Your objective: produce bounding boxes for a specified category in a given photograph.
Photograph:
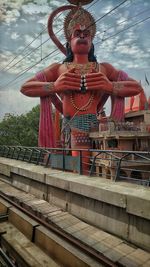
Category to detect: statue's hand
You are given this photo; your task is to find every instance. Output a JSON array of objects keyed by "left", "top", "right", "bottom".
[
  {"left": 84, "top": 72, "right": 113, "bottom": 93},
  {"left": 54, "top": 68, "right": 81, "bottom": 92},
  {"left": 85, "top": 71, "right": 143, "bottom": 97}
]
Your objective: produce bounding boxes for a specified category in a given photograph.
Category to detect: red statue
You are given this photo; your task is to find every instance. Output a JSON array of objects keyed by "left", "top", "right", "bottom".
[{"left": 20, "top": 0, "right": 142, "bottom": 171}]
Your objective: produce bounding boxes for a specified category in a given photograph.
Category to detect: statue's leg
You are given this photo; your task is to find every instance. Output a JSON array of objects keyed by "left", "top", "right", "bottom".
[{"left": 71, "top": 128, "right": 91, "bottom": 175}]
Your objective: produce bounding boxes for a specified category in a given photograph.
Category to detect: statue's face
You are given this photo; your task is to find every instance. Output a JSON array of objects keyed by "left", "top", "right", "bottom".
[{"left": 70, "top": 28, "right": 92, "bottom": 54}]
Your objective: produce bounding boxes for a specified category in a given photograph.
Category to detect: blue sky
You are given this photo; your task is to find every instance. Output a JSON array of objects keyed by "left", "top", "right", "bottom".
[{"left": 0, "top": 0, "right": 150, "bottom": 119}]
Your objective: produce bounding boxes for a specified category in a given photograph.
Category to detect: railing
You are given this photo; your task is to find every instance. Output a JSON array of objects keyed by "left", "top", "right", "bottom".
[
  {"left": 97, "top": 120, "right": 149, "bottom": 133},
  {"left": 0, "top": 145, "right": 83, "bottom": 174},
  {"left": 0, "top": 145, "right": 150, "bottom": 186},
  {"left": 0, "top": 248, "right": 16, "bottom": 267}
]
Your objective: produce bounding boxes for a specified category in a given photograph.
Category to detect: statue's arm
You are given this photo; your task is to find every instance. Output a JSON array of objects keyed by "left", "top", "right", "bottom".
[
  {"left": 103, "top": 62, "right": 143, "bottom": 97},
  {"left": 111, "top": 77, "right": 143, "bottom": 97},
  {"left": 21, "top": 64, "right": 81, "bottom": 97},
  {"left": 20, "top": 63, "right": 61, "bottom": 97}
]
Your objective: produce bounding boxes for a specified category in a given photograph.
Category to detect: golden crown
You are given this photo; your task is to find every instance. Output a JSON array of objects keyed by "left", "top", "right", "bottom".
[{"left": 64, "top": 7, "right": 96, "bottom": 41}]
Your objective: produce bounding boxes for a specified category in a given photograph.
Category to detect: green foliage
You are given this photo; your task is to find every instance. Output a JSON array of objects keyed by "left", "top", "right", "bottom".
[{"left": 0, "top": 105, "right": 40, "bottom": 146}]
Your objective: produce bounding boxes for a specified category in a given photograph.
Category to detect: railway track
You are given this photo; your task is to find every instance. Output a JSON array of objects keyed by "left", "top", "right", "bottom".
[{"left": 0, "top": 179, "right": 149, "bottom": 267}]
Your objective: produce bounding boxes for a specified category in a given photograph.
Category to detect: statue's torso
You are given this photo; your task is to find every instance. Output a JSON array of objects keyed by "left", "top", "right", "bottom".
[{"left": 58, "top": 62, "right": 103, "bottom": 117}]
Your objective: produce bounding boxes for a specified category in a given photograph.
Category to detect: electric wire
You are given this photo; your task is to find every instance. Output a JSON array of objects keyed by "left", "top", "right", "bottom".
[
  {"left": 97, "top": 0, "right": 134, "bottom": 22},
  {"left": 94, "top": 7, "right": 150, "bottom": 41},
  {"left": 6, "top": 13, "right": 148, "bottom": 91},
  {"left": 1, "top": 6, "right": 147, "bottom": 90},
  {"left": 0, "top": 0, "right": 100, "bottom": 88},
  {"left": 0, "top": 27, "right": 47, "bottom": 72},
  {"left": 0, "top": 0, "right": 130, "bottom": 86},
  {"left": 0, "top": 5, "right": 67, "bottom": 73},
  {"left": 3, "top": 2, "right": 147, "bottom": 79},
  {"left": 0, "top": 0, "right": 129, "bottom": 77},
  {"left": 0, "top": 22, "right": 62, "bottom": 74},
  {"left": 2, "top": 0, "right": 126, "bottom": 79},
  {"left": 0, "top": 48, "right": 62, "bottom": 90},
  {"left": 0, "top": 0, "right": 99, "bottom": 74},
  {"left": 0, "top": 0, "right": 148, "bottom": 90},
  {"left": 87, "top": 0, "right": 129, "bottom": 31},
  {"left": 1, "top": 27, "right": 62, "bottom": 74},
  {"left": 96, "top": 15, "right": 150, "bottom": 44}
]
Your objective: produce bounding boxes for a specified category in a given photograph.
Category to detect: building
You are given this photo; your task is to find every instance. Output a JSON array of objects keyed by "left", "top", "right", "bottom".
[{"left": 89, "top": 90, "right": 150, "bottom": 183}]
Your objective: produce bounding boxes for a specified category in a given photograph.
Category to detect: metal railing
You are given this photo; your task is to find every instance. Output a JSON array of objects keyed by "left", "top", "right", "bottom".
[
  {"left": 98, "top": 120, "right": 145, "bottom": 133},
  {"left": 0, "top": 248, "right": 16, "bottom": 267},
  {"left": 0, "top": 145, "right": 150, "bottom": 186}
]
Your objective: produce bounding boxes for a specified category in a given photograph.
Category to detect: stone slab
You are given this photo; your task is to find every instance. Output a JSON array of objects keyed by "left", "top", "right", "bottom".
[
  {"left": 35, "top": 225, "right": 101, "bottom": 267},
  {"left": 127, "top": 194, "right": 150, "bottom": 220},
  {"left": 0, "top": 221, "right": 59, "bottom": 267},
  {"left": 0, "top": 197, "right": 12, "bottom": 214},
  {"left": 0, "top": 157, "right": 150, "bottom": 251},
  {"left": 0, "top": 163, "right": 11, "bottom": 177},
  {"left": 8, "top": 207, "right": 39, "bottom": 241},
  {"left": 0, "top": 157, "right": 150, "bottom": 219}
]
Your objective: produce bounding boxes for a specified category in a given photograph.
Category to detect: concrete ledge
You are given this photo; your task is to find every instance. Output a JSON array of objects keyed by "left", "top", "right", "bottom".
[
  {"left": 126, "top": 194, "right": 150, "bottom": 220},
  {"left": 0, "top": 221, "right": 60, "bottom": 267},
  {"left": 0, "top": 197, "right": 12, "bottom": 214},
  {"left": 45, "top": 172, "right": 150, "bottom": 221},
  {"left": 35, "top": 225, "right": 100, "bottom": 267},
  {"left": 0, "top": 162, "right": 11, "bottom": 177},
  {"left": 0, "top": 157, "right": 150, "bottom": 251},
  {"left": 0, "top": 156, "right": 149, "bottom": 219},
  {"left": 46, "top": 174, "right": 127, "bottom": 208},
  {"left": 8, "top": 207, "right": 39, "bottom": 241}
]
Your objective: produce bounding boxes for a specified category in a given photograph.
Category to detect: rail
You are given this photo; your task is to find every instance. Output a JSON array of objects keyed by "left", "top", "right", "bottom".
[
  {"left": 0, "top": 145, "right": 150, "bottom": 186},
  {"left": 0, "top": 248, "right": 16, "bottom": 267},
  {"left": 0, "top": 192, "right": 118, "bottom": 267}
]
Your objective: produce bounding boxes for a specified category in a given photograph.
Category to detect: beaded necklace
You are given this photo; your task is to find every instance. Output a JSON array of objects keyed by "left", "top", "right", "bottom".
[
  {"left": 66, "top": 62, "right": 97, "bottom": 111},
  {"left": 70, "top": 92, "right": 94, "bottom": 111}
]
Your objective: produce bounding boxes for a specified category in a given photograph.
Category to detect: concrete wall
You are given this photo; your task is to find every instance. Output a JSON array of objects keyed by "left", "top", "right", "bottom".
[{"left": 0, "top": 157, "right": 149, "bottom": 252}]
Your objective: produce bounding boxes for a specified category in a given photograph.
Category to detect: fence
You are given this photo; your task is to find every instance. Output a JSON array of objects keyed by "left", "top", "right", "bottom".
[{"left": 0, "top": 145, "right": 150, "bottom": 186}]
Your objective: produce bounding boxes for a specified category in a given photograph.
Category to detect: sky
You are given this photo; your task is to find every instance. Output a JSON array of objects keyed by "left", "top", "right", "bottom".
[{"left": 0, "top": 0, "right": 150, "bottom": 120}]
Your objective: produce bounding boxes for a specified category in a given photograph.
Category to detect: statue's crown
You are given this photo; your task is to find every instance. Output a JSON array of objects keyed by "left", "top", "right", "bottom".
[{"left": 64, "top": 6, "right": 96, "bottom": 41}]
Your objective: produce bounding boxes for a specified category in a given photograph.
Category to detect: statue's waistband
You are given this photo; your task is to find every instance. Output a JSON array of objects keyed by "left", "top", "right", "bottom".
[{"left": 63, "top": 113, "right": 99, "bottom": 132}]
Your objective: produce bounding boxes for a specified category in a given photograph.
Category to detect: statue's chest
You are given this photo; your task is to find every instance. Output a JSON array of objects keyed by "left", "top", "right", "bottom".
[{"left": 65, "top": 62, "right": 98, "bottom": 75}]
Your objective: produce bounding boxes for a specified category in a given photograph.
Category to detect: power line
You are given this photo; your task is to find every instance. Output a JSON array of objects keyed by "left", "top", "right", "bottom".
[
  {"left": 1, "top": 28, "right": 63, "bottom": 74},
  {"left": 88, "top": 0, "right": 129, "bottom": 30},
  {"left": 99, "top": 15, "right": 150, "bottom": 43},
  {"left": 98, "top": 0, "right": 134, "bottom": 22},
  {"left": 87, "top": 0, "right": 102, "bottom": 9},
  {"left": 0, "top": 1, "right": 102, "bottom": 88},
  {"left": 1, "top": 0, "right": 127, "bottom": 78},
  {"left": 0, "top": 7, "right": 66, "bottom": 73},
  {"left": 1, "top": 0, "right": 129, "bottom": 79},
  {"left": 0, "top": 27, "right": 47, "bottom": 73},
  {"left": 0, "top": 0, "right": 102, "bottom": 90},
  {"left": 95, "top": 7, "right": 150, "bottom": 41},
  {"left": 0, "top": 0, "right": 99, "bottom": 74},
  {"left": 0, "top": 48, "right": 63, "bottom": 90},
  {"left": 0, "top": 3, "right": 72, "bottom": 73},
  {"left": 0, "top": 0, "right": 141, "bottom": 89},
  {"left": 0, "top": 0, "right": 147, "bottom": 90}
]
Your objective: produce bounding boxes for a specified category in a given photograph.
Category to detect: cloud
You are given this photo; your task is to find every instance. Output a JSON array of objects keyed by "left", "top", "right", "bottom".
[
  {"left": 0, "top": 0, "right": 149, "bottom": 120},
  {"left": 21, "top": 3, "right": 50, "bottom": 15},
  {"left": 11, "top": 32, "right": 20, "bottom": 40},
  {"left": 2, "top": 9, "right": 20, "bottom": 24},
  {"left": 0, "top": 90, "right": 39, "bottom": 120},
  {"left": 100, "top": 4, "right": 114, "bottom": 14}
]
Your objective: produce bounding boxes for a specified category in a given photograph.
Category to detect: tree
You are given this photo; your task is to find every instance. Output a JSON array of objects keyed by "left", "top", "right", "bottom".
[{"left": 0, "top": 105, "right": 40, "bottom": 146}]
